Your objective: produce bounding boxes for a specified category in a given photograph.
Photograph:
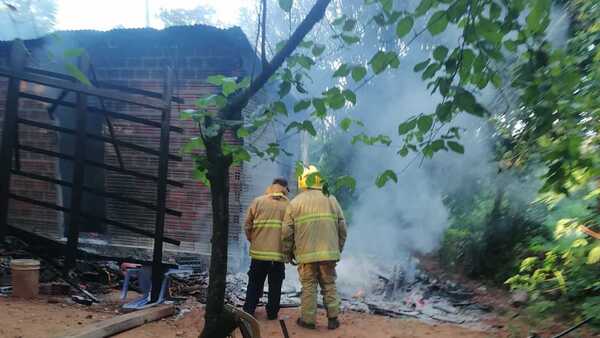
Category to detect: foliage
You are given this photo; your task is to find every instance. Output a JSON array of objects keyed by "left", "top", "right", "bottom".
[
  {"left": 499, "top": 0, "right": 600, "bottom": 324},
  {"left": 158, "top": 5, "right": 219, "bottom": 27},
  {"left": 439, "top": 178, "right": 549, "bottom": 283},
  {"left": 177, "top": 0, "right": 600, "bottom": 332}
]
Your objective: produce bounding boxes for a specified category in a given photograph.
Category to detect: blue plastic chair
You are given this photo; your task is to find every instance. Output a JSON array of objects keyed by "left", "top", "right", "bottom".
[{"left": 121, "top": 266, "right": 193, "bottom": 309}]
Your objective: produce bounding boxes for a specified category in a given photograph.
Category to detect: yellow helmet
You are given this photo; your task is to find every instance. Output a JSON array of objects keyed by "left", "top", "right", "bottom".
[{"left": 298, "top": 165, "right": 323, "bottom": 190}]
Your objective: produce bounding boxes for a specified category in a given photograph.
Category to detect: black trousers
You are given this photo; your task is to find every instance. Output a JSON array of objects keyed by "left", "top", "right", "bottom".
[{"left": 243, "top": 259, "right": 285, "bottom": 317}]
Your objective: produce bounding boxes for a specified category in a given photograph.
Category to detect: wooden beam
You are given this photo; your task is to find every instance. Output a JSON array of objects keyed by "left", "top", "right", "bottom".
[
  {"left": 20, "top": 92, "right": 184, "bottom": 134},
  {"left": 25, "top": 66, "right": 185, "bottom": 104},
  {"left": 0, "top": 40, "right": 26, "bottom": 242},
  {"left": 65, "top": 55, "right": 90, "bottom": 269},
  {"left": 8, "top": 193, "right": 181, "bottom": 246},
  {"left": 17, "top": 144, "right": 184, "bottom": 188},
  {"left": 151, "top": 67, "right": 174, "bottom": 302},
  {"left": 61, "top": 305, "right": 175, "bottom": 338},
  {"left": 18, "top": 118, "right": 183, "bottom": 161},
  {"left": 11, "top": 169, "right": 182, "bottom": 217},
  {"left": 0, "top": 67, "right": 167, "bottom": 110}
]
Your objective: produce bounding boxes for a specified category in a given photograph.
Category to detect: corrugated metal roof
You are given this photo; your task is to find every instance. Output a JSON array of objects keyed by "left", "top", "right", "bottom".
[{"left": 0, "top": 24, "right": 255, "bottom": 58}]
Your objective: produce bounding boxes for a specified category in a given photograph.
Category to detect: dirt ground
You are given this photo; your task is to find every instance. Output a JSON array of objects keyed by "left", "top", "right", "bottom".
[{"left": 0, "top": 296, "right": 497, "bottom": 338}]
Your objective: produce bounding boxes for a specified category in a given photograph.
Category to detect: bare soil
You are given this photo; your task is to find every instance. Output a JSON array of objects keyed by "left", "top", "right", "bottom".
[{"left": 0, "top": 296, "right": 496, "bottom": 338}]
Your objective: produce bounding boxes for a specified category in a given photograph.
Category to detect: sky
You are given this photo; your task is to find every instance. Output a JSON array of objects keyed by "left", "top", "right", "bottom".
[{"left": 55, "top": 0, "right": 250, "bottom": 31}]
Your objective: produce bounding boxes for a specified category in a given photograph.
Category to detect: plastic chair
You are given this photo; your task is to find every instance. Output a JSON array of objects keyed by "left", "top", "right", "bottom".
[{"left": 121, "top": 266, "right": 193, "bottom": 309}]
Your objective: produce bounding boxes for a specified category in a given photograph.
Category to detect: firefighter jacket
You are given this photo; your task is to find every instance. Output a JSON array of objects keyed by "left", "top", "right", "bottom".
[
  {"left": 281, "top": 189, "right": 347, "bottom": 264},
  {"left": 244, "top": 184, "right": 289, "bottom": 262}
]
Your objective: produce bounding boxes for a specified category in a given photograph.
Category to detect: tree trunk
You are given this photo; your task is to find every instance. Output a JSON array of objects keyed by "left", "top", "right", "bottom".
[
  {"left": 198, "top": 1, "right": 333, "bottom": 336},
  {"left": 200, "top": 134, "right": 236, "bottom": 338}
]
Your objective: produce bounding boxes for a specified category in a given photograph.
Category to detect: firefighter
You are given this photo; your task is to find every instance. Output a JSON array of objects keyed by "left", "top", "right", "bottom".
[
  {"left": 243, "top": 178, "right": 290, "bottom": 320},
  {"left": 282, "top": 165, "right": 347, "bottom": 330}
]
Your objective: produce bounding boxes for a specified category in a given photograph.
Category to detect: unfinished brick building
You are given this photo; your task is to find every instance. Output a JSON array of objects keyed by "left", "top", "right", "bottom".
[{"left": 0, "top": 25, "right": 294, "bottom": 267}]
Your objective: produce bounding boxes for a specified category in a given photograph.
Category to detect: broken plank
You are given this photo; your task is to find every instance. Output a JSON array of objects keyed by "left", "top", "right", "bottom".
[{"left": 61, "top": 305, "right": 175, "bottom": 338}]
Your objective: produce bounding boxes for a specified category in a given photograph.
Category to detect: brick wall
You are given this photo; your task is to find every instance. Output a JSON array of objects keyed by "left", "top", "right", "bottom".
[{"left": 0, "top": 26, "right": 273, "bottom": 258}]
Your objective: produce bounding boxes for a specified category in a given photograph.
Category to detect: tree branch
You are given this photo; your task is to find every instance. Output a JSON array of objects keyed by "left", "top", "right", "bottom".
[
  {"left": 222, "top": 0, "right": 332, "bottom": 120},
  {"left": 261, "top": 0, "right": 267, "bottom": 68}
]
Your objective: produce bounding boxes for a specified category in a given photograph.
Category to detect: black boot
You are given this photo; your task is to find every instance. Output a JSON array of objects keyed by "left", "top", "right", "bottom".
[
  {"left": 296, "top": 318, "right": 316, "bottom": 329},
  {"left": 328, "top": 317, "right": 340, "bottom": 330}
]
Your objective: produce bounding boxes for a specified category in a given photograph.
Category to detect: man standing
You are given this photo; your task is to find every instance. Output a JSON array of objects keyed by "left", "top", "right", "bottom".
[
  {"left": 282, "top": 165, "right": 347, "bottom": 330},
  {"left": 243, "top": 178, "right": 290, "bottom": 320}
]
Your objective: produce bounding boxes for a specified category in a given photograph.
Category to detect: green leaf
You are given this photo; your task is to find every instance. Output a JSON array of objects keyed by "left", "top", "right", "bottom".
[
  {"left": 433, "top": 46, "right": 448, "bottom": 61},
  {"left": 588, "top": 246, "right": 600, "bottom": 264},
  {"left": 396, "top": 16, "right": 414, "bottom": 38},
  {"left": 236, "top": 127, "right": 250, "bottom": 138},
  {"left": 455, "top": 89, "right": 477, "bottom": 113},
  {"left": 417, "top": 115, "right": 433, "bottom": 133},
  {"left": 378, "top": 0, "right": 393, "bottom": 13},
  {"left": 296, "top": 55, "right": 315, "bottom": 69},
  {"left": 435, "top": 102, "right": 453, "bottom": 122},
  {"left": 447, "top": 141, "right": 464, "bottom": 154},
  {"left": 222, "top": 80, "right": 237, "bottom": 96},
  {"left": 343, "top": 18, "right": 357, "bottom": 31},
  {"left": 398, "top": 146, "right": 409, "bottom": 157},
  {"left": 351, "top": 66, "right": 367, "bottom": 81},
  {"left": 343, "top": 89, "right": 356, "bottom": 105},
  {"left": 369, "top": 51, "right": 398, "bottom": 74},
  {"left": 340, "top": 117, "right": 352, "bottom": 131},
  {"left": 491, "top": 73, "right": 502, "bottom": 88},
  {"left": 527, "top": 0, "right": 551, "bottom": 33},
  {"left": 293, "top": 99, "right": 311, "bottom": 112},
  {"left": 398, "top": 118, "right": 417, "bottom": 135},
  {"left": 326, "top": 91, "right": 346, "bottom": 110},
  {"left": 477, "top": 18, "right": 503, "bottom": 45},
  {"left": 422, "top": 63, "right": 441, "bottom": 79},
  {"left": 278, "top": 0, "right": 293, "bottom": 13},
  {"left": 341, "top": 34, "right": 360, "bottom": 44},
  {"left": 182, "top": 137, "right": 204, "bottom": 154},
  {"left": 376, "top": 169, "right": 398, "bottom": 188},
  {"left": 504, "top": 40, "right": 518, "bottom": 52},
  {"left": 232, "top": 147, "right": 251, "bottom": 163},
  {"left": 334, "top": 175, "right": 356, "bottom": 193},
  {"left": 295, "top": 161, "right": 304, "bottom": 178},
  {"left": 65, "top": 63, "right": 92, "bottom": 86},
  {"left": 278, "top": 81, "right": 291, "bottom": 98},
  {"left": 333, "top": 63, "right": 351, "bottom": 77},
  {"left": 414, "top": 59, "right": 430, "bottom": 72},
  {"left": 193, "top": 167, "right": 210, "bottom": 187},
  {"left": 313, "top": 98, "right": 327, "bottom": 115},
  {"left": 272, "top": 101, "right": 288, "bottom": 115},
  {"left": 302, "top": 120, "right": 317, "bottom": 136},
  {"left": 415, "top": 0, "right": 435, "bottom": 17},
  {"left": 63, "top": 48, "right": 84, "bottom": 58},
  {"left": 207, "top": 75, "right": 225, "bottom": 85},
  {"left": 490, "top": 2, "right": 501, "bottom": 19},
  {"left": 312, "top": 44, "right": 325, "bottom": 57},
  {"left": 430, "top": 139, "right": 445, "bottom": 152},
  {"left": 427, "top": 11, "right": 448, "bottom": 36},
  {"left": 332, "top": 15, "right": 346, "bottom": 26}
]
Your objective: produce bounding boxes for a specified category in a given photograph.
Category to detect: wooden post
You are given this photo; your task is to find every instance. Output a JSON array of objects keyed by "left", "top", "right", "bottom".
[
  {"left": 150, "top": 67, "right": 173, "bottom": 302},
  {"left": 65, "top": 56, "right": 90, "bottom": 269},
  {"left": 0, "top": 41, "right": 26, "bottom": 242}
]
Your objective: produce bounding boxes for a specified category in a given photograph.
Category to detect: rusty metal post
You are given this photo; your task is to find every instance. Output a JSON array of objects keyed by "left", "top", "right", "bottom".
[
  {"left": 65, "top": 55, "right": 90, "bottom": 269},
  {"left": 150, "top": 67, "right": 173, "bottom": 302},
  {"left": 0, "top": 40, "right": 26, "bottom": 242}
]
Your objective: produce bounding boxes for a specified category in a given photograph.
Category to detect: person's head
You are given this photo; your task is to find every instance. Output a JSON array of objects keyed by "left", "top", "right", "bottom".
[
  {"left": 272, "top": 177, "right": 289, "bottom": 192},
  {"left": 298, "top": 165, "right": 323, "bottom": 191}
]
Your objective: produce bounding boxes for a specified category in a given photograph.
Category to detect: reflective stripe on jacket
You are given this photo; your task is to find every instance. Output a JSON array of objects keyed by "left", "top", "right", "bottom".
[
  {"left": 282, "top": 189, "right": 347, "bottom": 264},
  {"left": 244, "top": 184, "right": 289, "bottom": 262}
]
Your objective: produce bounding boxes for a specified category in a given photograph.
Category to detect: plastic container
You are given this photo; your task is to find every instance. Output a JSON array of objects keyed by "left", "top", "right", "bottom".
[{"left": 10, "top": 259, "right": 40, "bottom": 298}]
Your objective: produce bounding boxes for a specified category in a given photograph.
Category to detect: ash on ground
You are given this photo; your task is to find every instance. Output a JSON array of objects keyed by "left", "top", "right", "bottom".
[{"left": 219, "top": 256, "right": 493, "bottom": 328}]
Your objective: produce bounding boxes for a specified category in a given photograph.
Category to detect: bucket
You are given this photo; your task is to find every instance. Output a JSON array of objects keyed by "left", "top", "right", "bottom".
[{"left": 10, "top": 259, "right": 40, "bottom": 298}]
